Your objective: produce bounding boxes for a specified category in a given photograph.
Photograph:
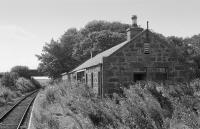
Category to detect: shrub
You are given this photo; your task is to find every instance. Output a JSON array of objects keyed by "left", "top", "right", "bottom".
[
  {"left": 1, "top": 72, "right": 19, "bottom": 90},
  {"left": 190, "top": 78, "right": 200, "bottom": 93},
  {"left": 0, "top": 97, "right": 6, "bottom": 106},
  {"left": 15, "top": 77, "right": 36, "bottom": 93},
  {"left": 34, "top": 79, "right": 200, "bottom": 129},
  {"left": 47, "top": 117, "right": 60, "bottom": 129},
  {"left": 0, "top": 85, "right": 16, "bottom": 105},
  {"left": 45, "top": 82, "right": 162, "bottom": 129},
  {"left": 171, "top": 99, "right": 200, "bottom": 129},
  {"left": 45, "top": 86, "right": 57, "bottom": 104},
  {"left": 145, "top": 82, "right": 173, "bottom": 118}
]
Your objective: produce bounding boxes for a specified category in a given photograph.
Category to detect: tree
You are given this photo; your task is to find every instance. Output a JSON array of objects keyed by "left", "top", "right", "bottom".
[
  {"left": 37, "top": 20, "right": 129, "bottom": 79},
  {"left": 184, "top": 34, "right": 200, "bottom": 55},
  {"left": 168, "top": 36, "right": 184, "bottom": 47},
  {"left": 11, "top": 66, "right": 30, "bottom": 79},
  {"left": 167, "top": 36, "right": 200, "bottom": 79},
  {"left": 74, "top": 21, "right": 128, "bottom": 62},
  {"left": 72, "top": 30, "right": 126, "bottom": 63},
  {"left": 95, "top": 30, "right": 126, "bottom": 51},
  {"left": 37, "top": 39, "right": 79, "bottom": 79},
  {"left": 81, "top": 20, "right": 129, "bottom": 35}
]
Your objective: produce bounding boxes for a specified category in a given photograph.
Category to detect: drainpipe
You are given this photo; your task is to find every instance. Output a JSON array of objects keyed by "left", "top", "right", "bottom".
[
  {"left": 101, "top": 57, "right": 105, "bottom": 98},
  {"left": 100, "top": 63, "right": 103, "bottom": 98}
]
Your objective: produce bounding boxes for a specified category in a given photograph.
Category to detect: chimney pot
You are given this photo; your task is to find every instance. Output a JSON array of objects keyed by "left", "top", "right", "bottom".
[
  {"left": 127, "top": 15, "right": 143, "bottom": 41},
  {"left": 131, "top": 15, "right": 138, "bottom": 27}
]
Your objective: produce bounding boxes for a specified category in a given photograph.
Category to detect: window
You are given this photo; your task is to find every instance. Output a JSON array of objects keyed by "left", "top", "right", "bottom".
[
  {"left": 77, "top": 71, "right": 85, "bottom": 82},
  {"left": 85, "top": 73, "right": 88, "bottom": 85},
  {"left": 132, "top": 67, "right": 168, "bottom": 82},
  {"left": 91, "top": 73, "right": 94, "bottom": 88}
]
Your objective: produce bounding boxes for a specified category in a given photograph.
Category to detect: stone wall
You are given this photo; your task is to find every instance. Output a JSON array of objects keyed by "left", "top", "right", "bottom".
[
  {"left": 85, "top": 65, "right": 102, "bottom": 95},
  {"left": 102, "top": 31, "right": 192, "bottom": 95},
  {"left": 69, "top": 72, "right": 76, "bottom": 86},
  {"left": 69, "top": 65, "right": 102, "bottom": 95}
]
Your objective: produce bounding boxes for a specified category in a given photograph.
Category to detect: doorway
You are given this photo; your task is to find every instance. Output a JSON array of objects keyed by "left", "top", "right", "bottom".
[{"left": 133, "top": 72, "right": 146, "bottom": 82}]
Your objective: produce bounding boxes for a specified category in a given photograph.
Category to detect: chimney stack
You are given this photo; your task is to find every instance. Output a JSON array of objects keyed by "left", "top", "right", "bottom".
[{"left": 127, "top": 15, "right": 143, "bottom": 41}]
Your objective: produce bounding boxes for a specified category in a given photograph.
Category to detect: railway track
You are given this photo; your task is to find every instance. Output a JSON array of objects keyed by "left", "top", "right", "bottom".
[{"left": 0, "top": 90, "right": 39, "bottom": 129}]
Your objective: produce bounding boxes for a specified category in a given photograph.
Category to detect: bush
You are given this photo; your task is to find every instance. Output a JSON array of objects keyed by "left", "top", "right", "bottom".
[
  {"left": 190, "top": 78, "right": 200, "bottom": 93},
  {"left": 15, "top": 77, "right": 36, "bottom": 93},
  {"left": 34, "top": 80, "right": 200, "bottom": 129},
  {"left": 0, "top": 85, "right": 16, "bottom": 106},
  {"left": 38, "top": 82, "right": 163, "bottom": 129},
  {"left": 45, "top": 87, "right": 57, "bottom": 104},
  {"left": 47, "top": 117, "right": 60, "bottom": 129},
  {"left": 1, "top": 72, "right": 19, "bottom": 90}
]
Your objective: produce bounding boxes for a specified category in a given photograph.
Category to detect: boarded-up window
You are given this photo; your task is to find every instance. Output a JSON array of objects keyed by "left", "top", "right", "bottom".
[
  {"left": 155, "top": 73, "right": 168, "bottom": 81},
  {"left": 147, "top": 67, "right": 168, "bottom": 81}
]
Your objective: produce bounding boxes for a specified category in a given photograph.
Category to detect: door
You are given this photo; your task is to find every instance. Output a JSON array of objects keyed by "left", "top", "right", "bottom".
[{"left": 133, "top": 72, "right": 146, "bottom": 82}]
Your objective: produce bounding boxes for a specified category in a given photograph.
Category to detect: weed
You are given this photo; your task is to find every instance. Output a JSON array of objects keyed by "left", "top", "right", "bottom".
[{"left": 33, "top": 79, "right": 200, "bottom": 129}]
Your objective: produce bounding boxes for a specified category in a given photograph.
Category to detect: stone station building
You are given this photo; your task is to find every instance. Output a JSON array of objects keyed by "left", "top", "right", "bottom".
[{"left": 62, "top": 16, "right": 195, "bottom": 97}]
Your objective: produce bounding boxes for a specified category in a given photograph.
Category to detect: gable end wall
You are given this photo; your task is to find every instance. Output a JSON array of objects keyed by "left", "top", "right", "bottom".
[{"left": 102, "top": 31, "right": 193, "bottom": 95}]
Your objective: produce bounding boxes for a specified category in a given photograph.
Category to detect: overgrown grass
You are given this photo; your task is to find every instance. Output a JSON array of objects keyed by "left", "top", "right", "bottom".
[
  {"left": 33, "top": 79, "right": 200, "bottom": 129},
  {"left": 0, "top": 82, "right": 19, "bottom": 106}
]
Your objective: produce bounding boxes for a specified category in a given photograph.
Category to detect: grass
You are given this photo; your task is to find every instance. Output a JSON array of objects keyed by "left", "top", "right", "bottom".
[
  {"left": 0, "top": 84, "right": 16, "bottom": 106},
  {"left": 32, "top": 79, "right": 200, "bottom": 129}
]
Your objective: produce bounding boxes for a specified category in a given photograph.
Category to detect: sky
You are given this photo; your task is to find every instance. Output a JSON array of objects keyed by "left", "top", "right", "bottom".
[{"left": 0, "top": 0, "right": 200, "bottom": 72}]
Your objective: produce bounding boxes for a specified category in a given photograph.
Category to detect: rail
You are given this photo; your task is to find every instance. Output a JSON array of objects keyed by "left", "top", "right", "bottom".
[{"left": 0, "top": 90, "right": 39, "bottom": 129}]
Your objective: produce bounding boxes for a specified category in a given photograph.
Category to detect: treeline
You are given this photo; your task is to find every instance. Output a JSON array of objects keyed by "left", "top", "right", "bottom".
[
  {"left": 36, "top": 21, "right": 129, "bottom": 78},
  {"left": 0, "top": 66, "right": 41, "bottom": 106},
  {"left": 37, "top": 20, "right": 200, "bottom": 79}
]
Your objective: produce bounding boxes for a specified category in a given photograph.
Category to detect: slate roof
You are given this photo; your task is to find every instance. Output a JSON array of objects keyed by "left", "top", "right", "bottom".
[{"left": 70, "top": 30, "right": 146, "bottom": 73}]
